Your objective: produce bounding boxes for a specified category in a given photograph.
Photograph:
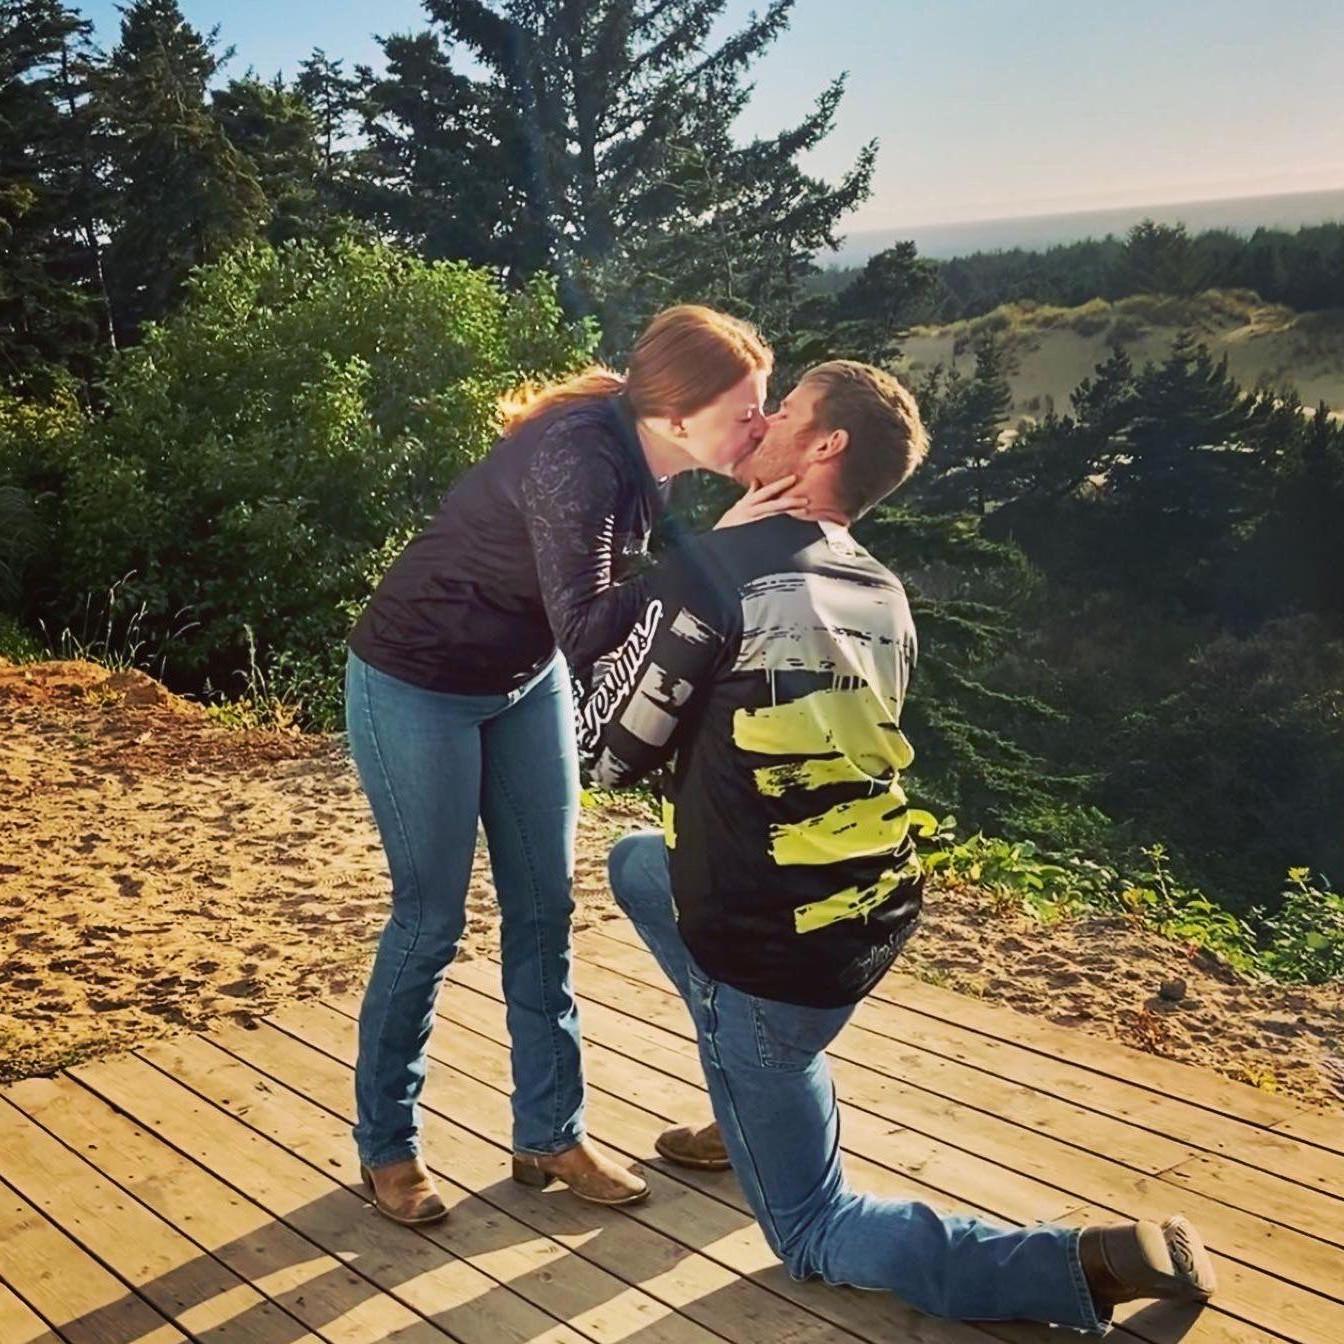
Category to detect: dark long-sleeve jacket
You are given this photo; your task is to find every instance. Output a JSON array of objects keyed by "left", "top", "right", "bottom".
[
  {"left": 349, "top": 393, "right": 665, "bottom": 694},
  {"left": 577, "top": 515, "right": 925, "bottom": 1007}
]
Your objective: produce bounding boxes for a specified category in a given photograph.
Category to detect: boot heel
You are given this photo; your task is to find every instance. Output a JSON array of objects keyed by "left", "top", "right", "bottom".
[
  {"left": 359, "top": 1164, "right": 374, "bottom": 1192},
  {"left": 511, "top": 1157, "right": 554, "bottom": 1189}
]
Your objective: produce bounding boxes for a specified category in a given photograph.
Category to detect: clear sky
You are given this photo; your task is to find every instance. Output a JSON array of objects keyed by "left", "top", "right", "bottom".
[{"left": 80, "top": 0, "right": 1344, "bottom": 232}]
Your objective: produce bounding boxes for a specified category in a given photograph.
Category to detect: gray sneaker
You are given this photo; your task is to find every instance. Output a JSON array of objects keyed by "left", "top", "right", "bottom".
[{"left": 1079, "top": 1216, "right": 1217, "bottom": 1307}]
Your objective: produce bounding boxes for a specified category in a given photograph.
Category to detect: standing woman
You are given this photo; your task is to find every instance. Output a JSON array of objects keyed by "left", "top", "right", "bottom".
[{"left": 345, "top": 305, "right": 792, "bottom": 1225}]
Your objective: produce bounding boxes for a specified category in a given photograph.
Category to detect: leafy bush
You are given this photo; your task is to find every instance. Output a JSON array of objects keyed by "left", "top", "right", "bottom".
[
  {"left": 0, "top": 384, "right": 88, "bottom": 617},
  {"left": 1261, "top": 869, "right": 1344, "bottom": 985},
  {"left": 0, "top": 614, "right": 43, "bottom": 661},
  {"left": 44, "top": 238, "right": 594, "bottom": 722},
  {"left": 918, "top": 820, "right": 1340, "bottom": 983}
]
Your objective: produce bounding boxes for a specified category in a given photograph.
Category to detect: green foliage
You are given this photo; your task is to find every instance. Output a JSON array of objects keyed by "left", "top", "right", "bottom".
[
  {"left": 920, "top": 825, "right": 1340, "bottom": 983},
  {"left": 354, "top": 0, "right": 874, "bottom": 347},
  {"left": 1122, "top": 220, "right": 1206, "bottom": 297},
  {"left": 0, "top": 380, "right": 86, "bottom": 613},
  {"left": 96, "top": 0, "right": 270, "bottom": 338},
  {"left": 816, "top": 220, "right": 1344, "bottom": 324},
  {"left": 211, "top": 75, "right": 325, "bottom": 245},
  {"left": 40, "top": 238, "right": 593, "bottom": 723},
  {"left": 0, "top": 612, "right": 42, "bottom": 660},
  {"left": 1116, "top": 845, "right": 1261, "bottom": 974},
  {"left": 1262, "top": 870, "right": 1344, "bottom": 985},
  {"left": 0, "top": 0, "right": 108, "bottom": 392}
]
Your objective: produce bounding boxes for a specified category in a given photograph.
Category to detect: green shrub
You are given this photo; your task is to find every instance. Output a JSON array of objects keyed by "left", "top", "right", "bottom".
[
  {"left": 48, "top": 238, "right": 595, "bottom": 723},
  {"left": 1261, "top": 869, "right": 1344, "bottom": 984},
  {"left": 918, "top": 822, "right": 1339, "bottom": 983},
  {"left": 0, "top": 384, "right": 88, "bottom": 617},
  {"left": 0, "top": 614, "right": 43, "bottom": 662}
]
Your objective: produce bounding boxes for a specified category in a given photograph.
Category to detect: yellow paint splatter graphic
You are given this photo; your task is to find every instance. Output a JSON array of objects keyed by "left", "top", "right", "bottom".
[
  {"left": 768, "top": 789, "right": 911, "bottom": 866},
  {"left": 662, "top": 795, "right": 677, "bottom": 850},
  {"left": 794, "top": 855, "right": 922, "bottom": 934},
  {"left": 734, "top": 686, "right": 913, "bottom": 780},
  {"left": 734, "top": 685, "right": 917, "bottom": 880},
  {"left": 754, "top": 754, "right": 869, "bottom": 797}
]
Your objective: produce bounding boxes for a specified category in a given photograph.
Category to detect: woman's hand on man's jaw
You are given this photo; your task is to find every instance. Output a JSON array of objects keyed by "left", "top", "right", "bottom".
[{"left": 713, "top": 475, "right": 809, "bottom": 530}]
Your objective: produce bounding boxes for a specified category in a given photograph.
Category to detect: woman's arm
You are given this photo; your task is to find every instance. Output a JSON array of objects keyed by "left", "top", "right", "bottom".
[{"left": 518, "top": 418, "right": 654, "bottom": 677}]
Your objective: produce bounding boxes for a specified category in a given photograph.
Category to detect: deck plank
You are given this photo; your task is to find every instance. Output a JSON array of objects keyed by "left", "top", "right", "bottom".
[
  {"left": 72, "top": 1048, "right": 591, "bottom": 1344},
  {"left": 440, "top": 946, "right": 1333, "bottom": 1344},
  {"left": 255, "top": 1003, "right": 983, "bottom": 1344},
  {"left": 1271, "top": 1109, "right": 1344, "bottom": 1158},
  {"left": 1, "top": 925, "right": 1335, "bottom": 1344},
  {"left": 5, "top": 1074, "right": 448, "bottom": 1344},
  {"left": 873, "top": 965, "right": 1306, "bottom": 1126},
  {"left": 583, "top": 935, "right": 1344, "bottom": 1209},
  {"left": 0, "top": 1096, "right": 322, "bottom": 1343},
  {"left": 0, "top": 1176, "right": 187, "bottom": 1344},
  {"left": 592, "top": 924, "right": 1344, "bottom": 1199},
  {"left": 348, "top": 980, "right": 1295, "bottom": 1344},
  {"left": 449, "top": 954, "right": 1344, "bottom": 1257},
  {"left": 0, "top": 1283, "right": 60, "bottom": 1344}
]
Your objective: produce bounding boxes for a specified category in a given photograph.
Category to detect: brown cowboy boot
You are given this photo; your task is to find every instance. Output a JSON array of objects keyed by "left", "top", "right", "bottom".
[
  {"left": 512, "top": 1139, "right": 649, "bottom": 1205},
  {"left": 360, "top": 1157, "right": 449, "bottom": 1227},
  {"left": 1079, "top": 1216, "right": 1216, "bottom": 1308},
  {"left": 655, "top": 1120, "right": 732, "bottom": 1171}
]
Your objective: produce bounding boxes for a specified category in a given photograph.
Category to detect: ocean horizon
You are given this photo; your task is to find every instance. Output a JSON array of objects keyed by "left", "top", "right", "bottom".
[{"left": 826, "top": 186, "right": 1344, "bottom": 268}]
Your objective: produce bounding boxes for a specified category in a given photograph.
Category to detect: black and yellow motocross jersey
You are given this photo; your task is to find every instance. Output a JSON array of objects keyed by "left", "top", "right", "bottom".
[{"left": 578, "top": 513, "right": 924, "bottom": 1008}]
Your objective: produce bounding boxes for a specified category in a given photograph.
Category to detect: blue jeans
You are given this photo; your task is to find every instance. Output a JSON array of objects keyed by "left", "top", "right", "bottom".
[
  {"left": 345, "top": 649, "right": 585, "bottom": 1166},
  {"left": 607, "top": 831, "right": 1106, "bottom": 1335}
]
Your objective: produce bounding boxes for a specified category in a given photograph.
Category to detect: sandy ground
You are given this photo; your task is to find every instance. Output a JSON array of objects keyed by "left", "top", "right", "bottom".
[{"left": 2, "top": 660, "right": 1340, "bottom": 1114}]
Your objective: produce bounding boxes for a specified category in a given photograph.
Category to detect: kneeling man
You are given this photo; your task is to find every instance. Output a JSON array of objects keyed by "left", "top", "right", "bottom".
[{"left": 578, "top": 360, "right": 1215, "bottom": 1334}]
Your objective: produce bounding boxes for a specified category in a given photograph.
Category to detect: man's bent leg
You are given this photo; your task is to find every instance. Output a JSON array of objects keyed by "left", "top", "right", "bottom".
[
  {"left": 606, "top": 830, "right": 696, "bottom": 1001},
  {"left": 699, "top": 986, "right": 1105, "bottom": 1333}
]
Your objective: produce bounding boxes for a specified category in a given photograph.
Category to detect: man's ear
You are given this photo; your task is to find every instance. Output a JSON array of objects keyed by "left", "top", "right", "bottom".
[{"left": 812, "top": 427, "right": 848, "bottom": 461}]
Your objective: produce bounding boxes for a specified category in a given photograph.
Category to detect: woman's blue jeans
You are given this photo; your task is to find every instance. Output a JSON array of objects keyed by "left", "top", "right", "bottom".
[
  {"left": 607, "top": 830, "right": 1106, "bottom": 1335},
  {"left": 345, "top": 649, "right": 585, "bottom": 1167}
]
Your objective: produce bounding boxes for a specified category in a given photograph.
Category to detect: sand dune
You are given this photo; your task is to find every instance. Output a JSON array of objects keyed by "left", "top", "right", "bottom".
[
  {"left": 1, "top": 659, "right": 1339, "bottom": 1112},
  {"left": 899, "top": 290, "right": 1344, "bottom": 420}
]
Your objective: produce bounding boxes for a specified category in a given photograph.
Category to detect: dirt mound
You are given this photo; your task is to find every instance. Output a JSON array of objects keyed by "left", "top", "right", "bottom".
[{"left": 0, "top": 659, "right": 202, "bottom": 715}]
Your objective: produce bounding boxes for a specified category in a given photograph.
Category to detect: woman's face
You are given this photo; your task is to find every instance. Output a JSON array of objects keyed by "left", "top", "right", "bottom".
[{"left": 675, "top": 368, "right": 771, "bottom": 476}]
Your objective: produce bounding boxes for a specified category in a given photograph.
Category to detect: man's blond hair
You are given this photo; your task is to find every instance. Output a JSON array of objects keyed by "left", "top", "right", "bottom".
[{"left": 801, "top": 361, "right": 929, "bottom": 518}]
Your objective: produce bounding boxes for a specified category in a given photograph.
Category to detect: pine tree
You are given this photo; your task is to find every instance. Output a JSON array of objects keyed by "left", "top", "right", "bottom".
[
  {"left": 823, "top": 240, "right": 937, "bottom": 363},
  {"left": 213, "top": 74, "right": 323, "bottom": 243},
  {"left": 352, "top": 28, "right": 532, "bottom": 277},
  {"left": 296, "top": 49, "right": 358, "bottom": 179},
  {"left": 1123, "top": 219, "right": 1206, "bottom": 297},
  {"left": 915, "top": 332, "right": 1014, "bottom": 515},
  {"left": 96, "top": 0, "right": 268, "bottom": 337},
  {"left": 355, "top": 0, "right": 874, "bottom": 346},
  {"left": 0, "top": 0, "right": 107, "bottom": 390}
]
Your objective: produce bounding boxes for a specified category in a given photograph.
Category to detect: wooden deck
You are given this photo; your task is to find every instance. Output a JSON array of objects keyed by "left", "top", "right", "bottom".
[{"left": 2, "top": 923, "right": 1341, "bottom": 1344}]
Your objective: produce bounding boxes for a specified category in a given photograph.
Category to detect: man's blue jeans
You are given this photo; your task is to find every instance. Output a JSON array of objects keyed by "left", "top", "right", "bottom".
[
  {"left": 345, "top": 649, "right": 585, "bottom": 1167},
  {"left": 608, "top": 830, "right": 1106, "bottom": 1335}
]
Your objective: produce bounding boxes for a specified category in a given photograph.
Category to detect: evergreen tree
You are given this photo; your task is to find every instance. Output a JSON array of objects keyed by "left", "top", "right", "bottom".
[
  {"left": 353, "top": 28, "right": 531, "bottom": 276},
  {"left": 618, "top": 70, "right": 875, "bottom": 348},
  {"left": 357, "top": 0, "right": 874, "bottom": 346},
  {"left": 1249, "top": 401, "right": 1344, "bottom": 626},
  {"left": 832, "top": 240, "right": 937, "bottom": 359},
  {"left": 96, "top": 0, "right": 267, "bottom": 337},
  {"left": 296, "top": 48, "right": 359, "bottom": 181},
  {"left": 1123, "top": 219, "right": 1206, "bottom": 296},
  {"left": 915, "top": 332, "right": 1014, "bottom": 515},
  {"left": 213, "top": 74, "right": 323, "bottom": 242},
  {"left": 1002, "top": 344, "right": 1136, "bottom": 505},
  {"left": 0, "top": 0, "right": 107, "bottom": 391}
]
